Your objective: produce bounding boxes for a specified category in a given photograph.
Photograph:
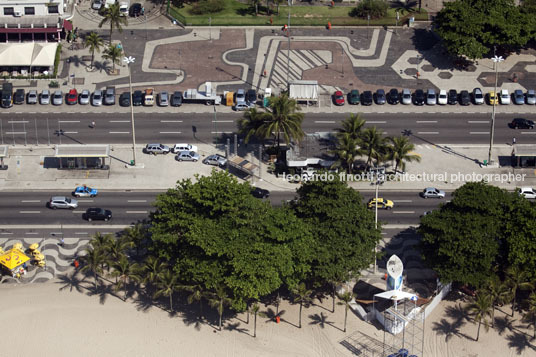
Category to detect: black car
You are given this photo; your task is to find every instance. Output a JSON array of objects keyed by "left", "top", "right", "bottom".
[
  {"left": 460, "top": 90, "right": 471, "bottom": 106},
  {"left": 448, "top": 89, "right": 458, "bottom": 105},
  {"left": 129, "top": 3, "right": 142, "bottom": 17},
  {"left": 119, "top": 91, "right": 131, "bottom": 107},
  {"left": 246, "top": 89, "right": 257, "bottom": 106},
  {"left": 387, "top": 88, "right": 399, "bottom": 104},
  {"left": 171, "top": 91, "right": 183, "bottom": 107},
  {"left": 413, "top": 89, "right": 425, "bottom": 105},
  {"left": 132, "top": 90, "right": 143, "bottom": 106},
  {"left": 84, "top": 207, "right": 112, "bottom": 221},
  {"left": 511, "top": 118, "right": 535, "bottom": 129},
  {"left": 14, "top": 89, "right": 25, "bottom": 105},
  {"left": 362, "top": 91, "right": 373, "bottom": 106},
  {"left": 251, "top": 187, "right": 270, "bottom": 199},
  {"left": 375, "top": 89, "right": 386, "bottom": 104}
]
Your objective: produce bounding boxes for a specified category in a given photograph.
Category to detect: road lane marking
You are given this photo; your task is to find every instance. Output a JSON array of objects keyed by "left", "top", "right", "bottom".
[
  {"left": 417, "top": 132, "right": 438, "bottom": 134},
  {"left": 416, "top": 120, "right": 437, "bottom": 123},
  {"left": 0, "top": 232, "right": 13, "bottom": 235},
  {"left": 367, "top": 121, "right": 387, "bottom": 124},
  {"left": 126, "top": 210, "right": 148, "bottom": 214},
  {"left": 21, "top": 200, "right": 41, "bottom": 203},
  {"left": 393, "top": 200, "right": 413, "bottom": 203},
  {"left": 109, "top": 131, "right": 130, "bottom": 134},
  {"left": 6, "top": 132, "right": 26, "bottom": 135},
  {"left": 127, "top": 200, "right": 147, "bottom": 203},
  {"left": 75, "top": 232, "right": 89, "bottom": 235},
  {"left": 77, "top": 200, "right": 94, "bottom": 203},
  {"left": 314, "top": 120, "right": 336, "bottom": 124},
  {"left": 521, "top": 132, "right": 536, "bottom": 134},
  {"left": 159, "top": 131, "right": 182, "bottom": 134},
  {"left": 58, "top": 120, "right": 81, "bottom": 123},
  {"left": 64, "top": 131, "right": 78, "bottom": 134},
  {"left": 109, "top": 120, "right": 130, "bottom": 123},
  {"left": 211, "top": 131, "right": 233, "bottom": 134},
  {"left": 8, "top": 120, "right": 29, "bottom": 124},
  {"left": 392, "top": 211, "right": 415, "bottom": 214},
  {"left": 72, "top": 211, "right": 85, "bottom": 214},
  {"left": 212, "top": 120, "right": 233, "bottom": 123},
  {"left": 160, "top": 120, "right": 183, "bottom": 123},
  {"left": 468, "top": 120, "right": 489, "bottom": 123},
  {"left": 19, "top": 211, "right": 41, "bottom": 214},
  {"left": 469, "top": 131, "right": 489, "bottom": 134}
]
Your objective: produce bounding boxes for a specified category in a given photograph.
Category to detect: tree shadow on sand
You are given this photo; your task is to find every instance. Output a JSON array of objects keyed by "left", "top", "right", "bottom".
[
  {"left": 308, "top": 312, "right": 343, "bottom": 332},
  {"left": 224, "top": 322, "right": 249, "bottom": 335},
  {"left": 431, "top": 303, "right": 472, "bottom": 342},
  {"left": 506, "top": 330, "right": 536, "bottom": 355},
  {"left": 55, "top": 271, "right": 91, "bottom": 294}
]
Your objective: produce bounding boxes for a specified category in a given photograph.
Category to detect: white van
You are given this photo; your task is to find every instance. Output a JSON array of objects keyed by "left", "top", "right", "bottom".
[
  {"left": 104, "top": 0, "right": 116, "bottom": 9},
  {"left": 119, "top": 1, "right": 129, "bottom": 15}
]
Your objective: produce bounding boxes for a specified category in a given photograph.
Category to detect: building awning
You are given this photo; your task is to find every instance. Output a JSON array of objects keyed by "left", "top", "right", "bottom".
[
  {"left": 228, "top": 155, "right": 258, "bottom": 175},
  {"left": 55, "top": 145, "right": 110, "bottom": 158},
  {"left": 0, "top": 27, "right": 60, "bottom": 34},
  {"left": 0, "top": 43, "right": 58, "bottom": 66},
  {"left": 63, "top": 19, "right": 73, "bottom": 31},
  {"left": 514, "top": 145, "right": 536, "bottom": 157},
  {"left": 0, "top": 145, "right": 8, "bottom": 158}
]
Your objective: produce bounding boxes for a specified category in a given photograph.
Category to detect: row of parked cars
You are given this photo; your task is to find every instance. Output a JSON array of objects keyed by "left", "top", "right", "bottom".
[
  {"left": 143, "top": 143, "right": 230, "bottom": 166},
  {"left": 333, "top": 88, "right": 536, "bottom": 106}
]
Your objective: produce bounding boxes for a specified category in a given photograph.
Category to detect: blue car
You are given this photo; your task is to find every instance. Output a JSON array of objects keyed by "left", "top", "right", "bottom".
[{"left": 73, "top": 186, "right": 98, "bottom": 198}]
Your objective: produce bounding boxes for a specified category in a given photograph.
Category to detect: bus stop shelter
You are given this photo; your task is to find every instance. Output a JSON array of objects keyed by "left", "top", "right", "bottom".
[
  {"left": 513, "top": 145, "right": 536, "bottom": 167},
  {"left": 54, "top": 145, "right": 110, "bottom": 170},
  {"left": 228, "top": 155, "right": 259, "bottom": 178},
  {"left": 0, "top": 145, "right": 8, "bottom": 170}
]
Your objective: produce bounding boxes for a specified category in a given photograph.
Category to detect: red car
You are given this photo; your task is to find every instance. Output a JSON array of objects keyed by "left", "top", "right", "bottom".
[
  {"left": 333, "top": 90, "right": 345, "bottom": 106},
  {"left": 66, "top": 89, "right": 78, "bottom": 105}
]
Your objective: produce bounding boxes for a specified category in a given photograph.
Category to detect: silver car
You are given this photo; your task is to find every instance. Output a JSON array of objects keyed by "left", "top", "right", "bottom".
[
  {"left": 92, "top": 90, "right": 103, "bottom": 106},
  {"left": 236, "top": 89, "right": 246, "bottom": 105},
  {"left": 40, "top": 90, "right": 50, "bottom": 105},
  {"left": 401, "top": 89, "right": 411, "bottom": 105},
  {"left": 514, "top": 90, "right": 525, "bottom": 105},
  {"left": 526, "top": 90, "right": 535, "bottom": 105},
  {"left": 421, "top": 187, "right": 445, "bottom": 199},
  {"left": 27, "top": 90, "right": 38, "bottom": 104},
  {"left": 79, "top": 90, "right": 90, "bottom": 105},
  {"left": 104, "top": 87, "right": 115, "bottom": 105},
  {"left": 176, "top": 151, "right": 200, "bottom": 162},
  {"left": 473, "top": 88, "right": 484, "bottom": 105},
  {"left": 52, "top": 90, "right": 63, "bottom": 105},
  {"left": 48, "top": 196, "right": 78, "bottom": 209},
  {"left": 426, "top": 89, "right": 436, "bottom": 105},
  {"left": 203, "top": 154, "right": 227, "bottom": 167},
  {"left": 158, "top": 91, "right": 169, "bottom": 106}
]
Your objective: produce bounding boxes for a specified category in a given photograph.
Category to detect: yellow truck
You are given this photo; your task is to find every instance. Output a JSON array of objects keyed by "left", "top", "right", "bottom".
[{"left": 144, "top": 88, "right": 155, "bottom": 106}]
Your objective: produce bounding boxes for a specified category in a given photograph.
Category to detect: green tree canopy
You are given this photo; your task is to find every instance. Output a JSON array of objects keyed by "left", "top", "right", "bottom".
[{"left": 434, "top": 0, "right": 534, "bottom": 59}]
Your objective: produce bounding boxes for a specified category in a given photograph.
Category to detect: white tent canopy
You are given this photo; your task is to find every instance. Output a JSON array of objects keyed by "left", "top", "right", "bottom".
[
  {"left": 374, "top": 290, "right": 417, "bottom": 301},
  {"left": 0, "top": 43, "right": 58, "bottom": 67}
]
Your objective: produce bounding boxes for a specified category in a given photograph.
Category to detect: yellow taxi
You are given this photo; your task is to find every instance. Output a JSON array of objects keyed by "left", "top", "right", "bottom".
[
  {"left": 488, "top": 91, "right": 498, "bottom": 105},
  {"left": 367, "top": 198, "right": 394, "bottom": 210}
]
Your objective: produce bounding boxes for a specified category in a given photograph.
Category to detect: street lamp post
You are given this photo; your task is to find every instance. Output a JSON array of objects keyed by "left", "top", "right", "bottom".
[
  {"left": 395, "top": 11, "right": 399, "bottom": 35},
  {"left": 488, "top": 54, "right": 504, "bottom": 165},
  {"left": 367, "top": 14, "right": 370, "bottom": 39},
  {"left": 123, "top": 55, "right": 138, "bottom": 167},
  {"left": 286, "top": 0, "right": 291, "bottom": 85}
]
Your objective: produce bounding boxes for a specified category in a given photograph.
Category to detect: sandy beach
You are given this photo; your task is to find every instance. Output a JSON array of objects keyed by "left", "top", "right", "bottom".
[{"left": 1, "top": 279, "right": 535, "bottom": 357}]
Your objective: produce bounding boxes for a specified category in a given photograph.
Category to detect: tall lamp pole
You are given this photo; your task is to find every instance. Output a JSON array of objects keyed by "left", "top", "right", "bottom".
[
  {"left": 488, "top": 54, "right": 504, "bottom": 165},
  {"left": 123, "top": 55, "right": 138, "bottom": 167},
  {"left": 286, "top": 0, "right": 291, "bottom": 85}
]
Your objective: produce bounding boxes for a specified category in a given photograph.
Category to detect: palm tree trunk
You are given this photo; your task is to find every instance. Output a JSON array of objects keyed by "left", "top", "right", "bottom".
[
  {"left": 199, "top": 300, "right": 203, "bottom": 319},
  {"left": 344, "top": 306, "right": 348, "bottom": 332},
  {"left": 219, "top": 300, "right": 223, "bottom": 331},
  {"left": 254, "top": 312, "right": 257, "bottom": 337},
  {"left": 332, "top": 285, "right": 336, "bottom": 313},
  {"left": 299, "top": 302, "right": 302, "bottom": 328},
  {"left": 169, "top": 294, "right": 173, "bottom": 311},
  {"left": 110, "top": 23, "right": 113, "bottom": 43},
  {"left": 533, "top": 317, "right": 536, "bottom": 338},
  {"left": 511, "top": 291, "right": 516, "bottom": 317},
  {"left": 255, "top": 3, "right": 258, "bottom": 15},
  {"left": 491, "top": 306, "right": 495, "bottom": 328},
  {"left": 123, "top": 281, "right": 127, "bottom": 301},
  {"left": 94, "top": 272, "right": 98, "bottom": 291},
  {"left": 476, "top": 320, "right": 481, "bottom": 341},
  {"left": 247, "top": 305, "right": 250, "bottom": 324},
  {"left": 91, "top": 49, "right": 95, "bottom": 69}
]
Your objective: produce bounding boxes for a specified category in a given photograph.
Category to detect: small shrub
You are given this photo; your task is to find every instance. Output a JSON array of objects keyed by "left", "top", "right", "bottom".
[
  {"left": 350, "top": 0, "right": 388, "bottom": 19},
  {"left": 189, "top": 0, "right": 225, "bottom": 15},
  {"left": 49, "top": 80, "right": 60, "bottom": 88}
]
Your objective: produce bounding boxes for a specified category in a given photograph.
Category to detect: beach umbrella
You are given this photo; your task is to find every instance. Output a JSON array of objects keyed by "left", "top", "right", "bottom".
[
  {"left": 0, "top": 248, "right": 30, "bottom": 270},
  {"left": 29, "top": 243, "right": 39, "bottom": 251}
]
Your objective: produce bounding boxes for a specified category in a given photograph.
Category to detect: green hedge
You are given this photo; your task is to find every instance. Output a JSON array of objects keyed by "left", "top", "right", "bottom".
[{"left": 53, "top": 43, "right": 62, "bottom": 78}]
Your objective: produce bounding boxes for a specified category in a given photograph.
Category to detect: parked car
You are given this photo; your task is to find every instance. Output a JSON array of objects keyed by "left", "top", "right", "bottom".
[
  {"left": 426, "top": 89, "right": 436, "bottom": 105},
  {"left": 233, "top": 103, "right": 249, "bottom": 111},
  {"left": 246, "top": 89, "right": 257, "bottom": 107},
  {"left": 203, "top": 154, "right": 227, "bottom": 167},
  {"left": 27, "top": 90, "right": 37, "bottom": 105},
  {"left": 388, "top": 88, "right": 399, "bottom": 104},
  {"left": 158, "top": 91, "right": 169, "bottom": 106},
  {"left": 84, "top": 208, "right": 112, "bottom": 222},
  {"left": 171, "top": 91, "right": 183, "bottom": 107},
  {"left": 132, "top": 90, "right": 143, "bottom": 106},
  {"left": 92, "top": 0, "right": 102, "bottom": 10},
  {"left": 413, "top": 89, "right": 425, "bottom": 105},
  {"left": 421, "top": 187, "right": 446, "bottom": 199},
  {"left": 510, "top": 118, "right": 534, "bottom": 129},
  {"left": 460, "top": 90, "right": 471, "bottom": 106},
  {"left": 52, "top": 90, "right": 63, "bottom": 105},
  {"left": 235, "top": 89, "right": 246, "bottom": 105},
  {"left": 104, "top": 87, "right": 115, "bottom": 105},
  {"left": 375, "top": 89, "right": 386, "bottom": 105},
  {"left": 487, "top": 91, "right": 498, "bottom": 105},
  {"left": 119, "top": 91, "right": 131, "bottom": 107},
  {"left": 500, "top": 89, "right": 511, "bottom": 105},
  {"left": 518, "top": 187, "right": 536, "bottom": 199},
  {"left": 348, "top": 89, "right": 360, "bottom": 105},
  {"left": 447, "top": 89, "right": 458, "bottom": 105},
  {"left": 251, "top": 187, "right": 270, "bottom": 199},
  {"left": 362, "top": 91, "right": 373, "bottom": 106},
  {"left": 79, "top": 90, "right": 90, "bottom": 105},
  {"left": 92, "top": 90, "right": 103, "bottom": 106},
  {"left": 129, "top": 3, "right": 142, "bottom": 17},
  {"left": 73, "top": 186, "right": 98, "bottom": 198},
  {"left": 526, "top": 89, "right": 536, "bottom": 105},
  {"left": 333, "top": 90, "right": 345, "bottom": 106},
  {"left": 48, "top": 196, "right": 78, "bottom": 209},
  {"left": 144, "top": 143, "right": 170, "bottom": 155},
  {"left": 367, "top": 198, "right": 393, "bottom": 210},
  {"left": 514, "top": 89, "right": 525, "bottom": 105},
  {"left": 401, "top": 89, "right": 411, "bottom": 105},
  {"left": 66, "top": 89, "right": 78, "bottom": 105},
  {"left": 176, "top": 151, "right": 200, "bottom": 162},
  {"left": 40, "top": 90, "right": 50, "bottom": 105},
  {"left": 14, "top": 89, "right": 25, "bottom": 104},
  {"left": 437, "top": 90, "right": 448, "bottom": 105},
  {"left": 172, "top": 143, "right": 198, "bottom": 153},
  {"left": 473, "top": 88, "right": 484, "bottom": 105}
]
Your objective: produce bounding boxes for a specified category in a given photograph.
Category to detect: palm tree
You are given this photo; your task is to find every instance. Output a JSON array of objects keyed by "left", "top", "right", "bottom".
[
  {"left": 337, "top": 113, "right": 366, "bottom": 141},
  {"left": 261, "top": 94, "right": 305, "bottom": 149},
  {"left": 251, "top": 0, "right": 260, "bottom": 15},
  {"left": 108, "top": 236, "right": 132, "bottom": 263},
  {"left": 466, "top": 293, "right": 493, "bottom": 341},
  {"left": 387, "top": 136, "right": 421, "bottom": 173},
  {"left": 141, "top": 256, "right": 167, "bottom": 298},
  {"left": 239, "top": 108, "right": 269, "bottom": 144},
  {"left": 83, "top": 32, "right": 103, "bottom": 70},
  {"left": 110, "top": 255, "right": 139, "bottom": 301},
  {"left": 122, "top": 223, "right": 147, "bottom": 257},
  {"left": 79, "top": 246, "right": 104, "bottom": 291},
  {"left": 505, "top": 266, "right": 531, "bottom": 317},
  {"left": 251, "top": 302, "right": 260, "bottom": 337},
  {"left": 358, "top": 126, "right": 388, "bottom": 169},
  {"left": 337, "top": 291, "right": 355, "bottom": 332},
  {"left": 522, "top": 292, "right": 536, "bottom": 338},
  {"left": 154, "top": 269, "right": 181, "bottom": 311},
  {"left": 90, "top": 232, "right": 114, "bottom": 251},
  {"left": 331, "top": 133, "right": 360, "bottom": 173},
  {"left": 292, "top": 282, "right": 313, "bottom": 328},
  {"left": 482, "top": 275, "right": 509, "bottom": 328},
  {"left": 98, "top": 3, "right": 128, "bottom": 43},
  {"left": 102, "top": 44, "right": 123, "bottom": 74},
  {"left": 185, "top": 283, "right": 206, "bottom": 320},
  {"left": 207, "top": 284, "right": 233, "bottom": 331},
  {"left": 329, "top": 279, "right": 344, "bottom": 313}
]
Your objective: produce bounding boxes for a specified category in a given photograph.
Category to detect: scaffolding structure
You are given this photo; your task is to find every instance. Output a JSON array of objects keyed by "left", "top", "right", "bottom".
[{"left": 381, "top": 298, "right": 425, "bottom": 357}]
